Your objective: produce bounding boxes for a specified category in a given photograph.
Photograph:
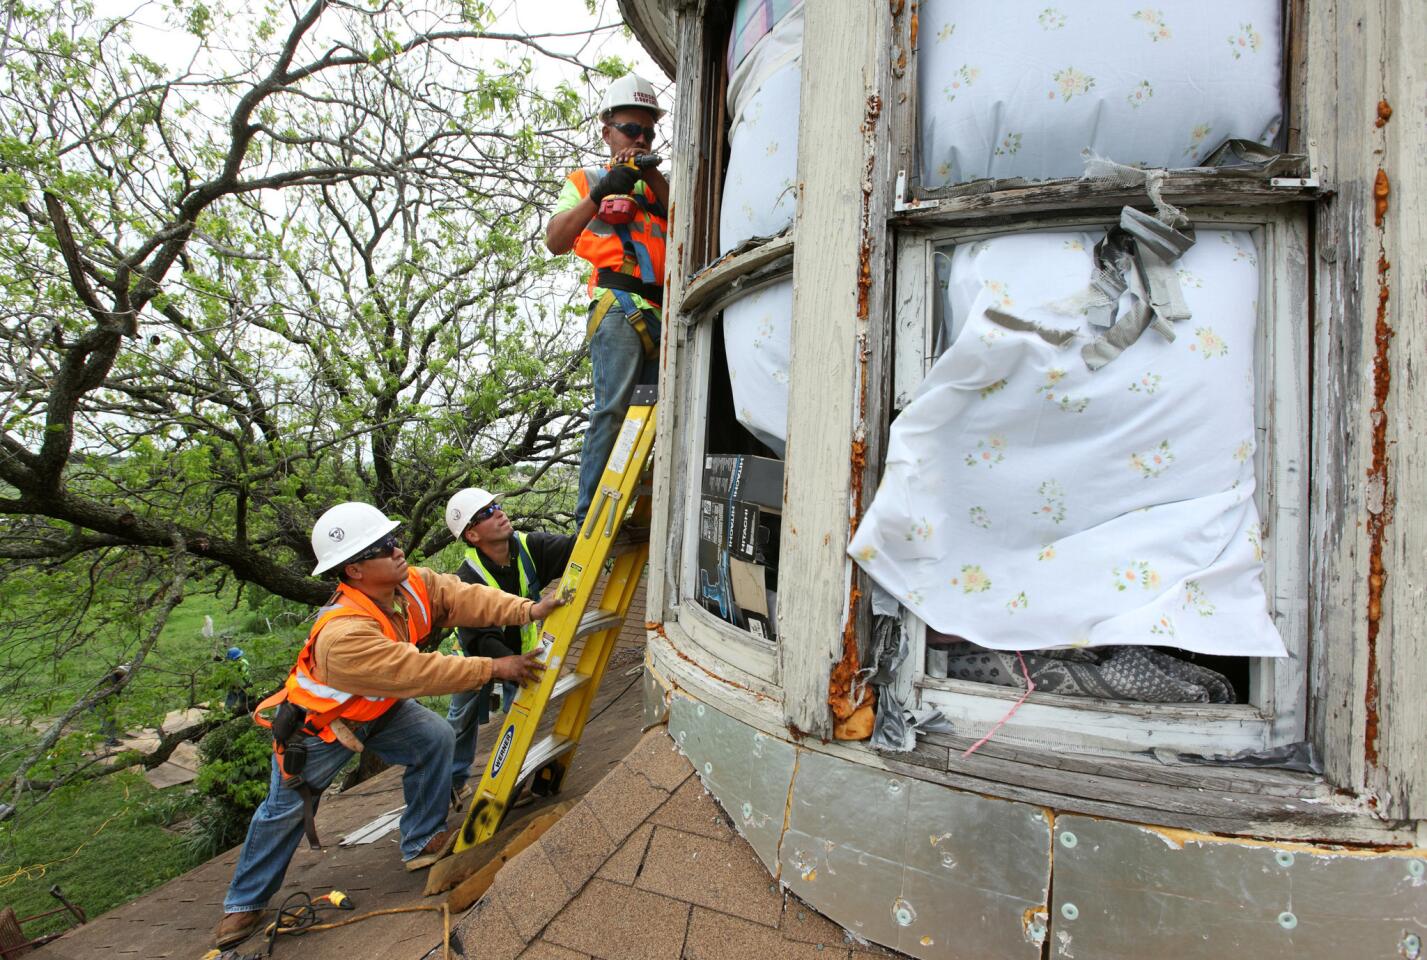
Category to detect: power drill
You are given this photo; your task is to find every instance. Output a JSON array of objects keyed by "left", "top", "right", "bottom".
[{"left": 596, "top": 154, "right": 661, "bottom": 225}]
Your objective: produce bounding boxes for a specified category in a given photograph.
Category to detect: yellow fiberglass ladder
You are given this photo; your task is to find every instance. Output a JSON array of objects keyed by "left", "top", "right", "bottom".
[{"left": 453, "top": 383, "right": 657, "bottom": 851}]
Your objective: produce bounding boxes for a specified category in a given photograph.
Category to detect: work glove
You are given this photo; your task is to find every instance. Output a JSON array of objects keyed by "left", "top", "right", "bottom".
[{"left": 590, "top": 163, "right": 639, "bottom": 204}]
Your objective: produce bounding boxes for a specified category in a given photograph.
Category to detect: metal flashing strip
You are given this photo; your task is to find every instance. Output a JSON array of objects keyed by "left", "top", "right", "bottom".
[
  {"left": 783, "top": 749, "right": 1051, "bottom": 958},
  {"left": 668, "top": 693, "right": 796, "bottom": 869},
  {"left": 1049, "top": 815, "right": 1427, "bottom": 959},
  {"left": 338, "top": 806, "right": 406, "bottom": 846},
  {"left": 668, "top": 690, "right": 1052, "bottom": 959},
  {"left": 662, "top": 679, "right": 1427, "bottom": 960}
]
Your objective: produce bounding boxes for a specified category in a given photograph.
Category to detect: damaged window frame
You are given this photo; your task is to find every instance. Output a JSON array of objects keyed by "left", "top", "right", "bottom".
[
  {"left": 663, "top": 5, "right": 794, "bottom": 693},
  {"left": 675, "top": 262, "right": 793, "bottom": 688},
  {"left": 883, "top": 208, "right": 1309, "bottom": 756},
  {"left": 864, "top": 0, "right": 1317, "bottom": 761}
]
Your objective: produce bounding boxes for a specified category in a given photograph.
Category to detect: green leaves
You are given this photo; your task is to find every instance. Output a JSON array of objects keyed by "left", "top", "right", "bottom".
[{"left": 0, "top": 0, "right": 616, "bottom": 614}]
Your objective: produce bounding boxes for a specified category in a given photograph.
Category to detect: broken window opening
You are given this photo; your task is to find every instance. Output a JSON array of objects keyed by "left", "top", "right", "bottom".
[
  {"left": 682, "top": 308, "right": 786, "bottom": 649},
  {"left": 676, "top": 0, "right": 801, "bottom": 653},
  {"left": 867, "top": 209, "right": 1309, "bottom": 756}
]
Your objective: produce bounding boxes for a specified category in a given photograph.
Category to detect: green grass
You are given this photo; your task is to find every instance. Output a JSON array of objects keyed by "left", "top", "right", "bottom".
[
  {"left": 0, "top": 585, "right": 312, "bottom": 936},
  {"left": 0, "top": 761, "right": 202, "bottom": 938},
  {"left": 0, "top": 580, "right": 464, "bottom": 935}
]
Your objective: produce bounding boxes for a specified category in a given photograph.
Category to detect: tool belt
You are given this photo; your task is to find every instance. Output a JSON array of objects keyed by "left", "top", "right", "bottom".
[{"left": 266, "top": 700, "right": 400, "bottom": 849}]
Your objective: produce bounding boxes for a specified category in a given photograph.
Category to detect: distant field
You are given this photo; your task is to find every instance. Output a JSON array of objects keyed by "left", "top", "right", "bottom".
[
  {"left": 0, "top": 582, "right": 462, "bottom": 937},
  {"left": 0, "top": 587, "right": 306, "bottom": 937}
]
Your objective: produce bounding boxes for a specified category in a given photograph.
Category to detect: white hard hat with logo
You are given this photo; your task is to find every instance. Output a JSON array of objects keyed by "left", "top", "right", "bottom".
[
  {"left": 598, "top": 74, "right": 664, "bottom": 121},
  {"left": 446, "top": 487, "right": 498, "bottom": 540},
  {"left": 310, "top": 502, "right": 400, "bottom": 575}
]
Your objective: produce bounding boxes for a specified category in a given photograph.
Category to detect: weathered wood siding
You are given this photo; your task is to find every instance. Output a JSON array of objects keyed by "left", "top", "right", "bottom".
[
  {"left": 1307, "top": 0, "right": 1426, "bottom": 818},
  {"left": 777, "top": 0, "right": 894, "bottom": 737}
]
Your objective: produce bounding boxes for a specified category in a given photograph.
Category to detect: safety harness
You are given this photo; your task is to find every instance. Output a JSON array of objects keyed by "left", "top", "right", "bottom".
[{"left": 577, "top": 166, "right": 666, "bottom": 359}]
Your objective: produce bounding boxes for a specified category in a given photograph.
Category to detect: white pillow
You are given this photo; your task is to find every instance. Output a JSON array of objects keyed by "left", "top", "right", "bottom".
[
  {"left": 723, "top": 279, "right": 792, "bottom": 457},
  {"left": 720, "top": 6, "right": 803, "bottom": 253}
]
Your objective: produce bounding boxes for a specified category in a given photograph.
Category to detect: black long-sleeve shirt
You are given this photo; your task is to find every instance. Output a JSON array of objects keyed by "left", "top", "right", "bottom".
[{"left": 455, "top": 531, "right": 576, "bottom": 659}]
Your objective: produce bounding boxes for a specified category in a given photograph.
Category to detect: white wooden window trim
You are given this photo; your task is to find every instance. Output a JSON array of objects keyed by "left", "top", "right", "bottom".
[
  {"left": 680, "top": 233, "right": 795, "bottom": 318},
  {"left": 890, "top": 208, "right": 1309, "bottom": 756},
  {"left": 673, "top": 313, "right": 782, "bottom": 685}
]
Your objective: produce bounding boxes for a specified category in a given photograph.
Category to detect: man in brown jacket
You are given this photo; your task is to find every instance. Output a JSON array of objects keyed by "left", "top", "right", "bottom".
[{"left": 214, "top": 502, "right": 562, "bottom": 949}]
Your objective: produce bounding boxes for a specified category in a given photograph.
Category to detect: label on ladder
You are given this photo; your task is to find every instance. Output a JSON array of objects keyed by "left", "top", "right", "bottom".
[
  {"left": 559, "top": 562, "right": 583, "bottom": 601},
  {"left": 490, "top": 726, "right": 516, "bottom": 777},
  {"left": 606, "top": 415, "right": 645, "bottom": 475},
  {"left": 536, "top": 631, "right": 560, "bottom": 669}
]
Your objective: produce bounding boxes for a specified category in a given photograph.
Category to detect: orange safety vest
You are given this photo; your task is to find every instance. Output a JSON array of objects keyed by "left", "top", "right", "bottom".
[
  {"left": 568, "top": 166, "right": 668, "bottom": 303},
  {"left": 254, "top": 576, "right": 435, "bottom": 743}
]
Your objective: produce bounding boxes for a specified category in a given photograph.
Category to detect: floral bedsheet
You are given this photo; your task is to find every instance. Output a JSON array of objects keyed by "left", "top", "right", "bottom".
[
  {"left": 849, "top": 229, "right": 1286, "bottom": 658},
  {"left": 918, "top": 0, "right": 1283, "bottom": 186}
]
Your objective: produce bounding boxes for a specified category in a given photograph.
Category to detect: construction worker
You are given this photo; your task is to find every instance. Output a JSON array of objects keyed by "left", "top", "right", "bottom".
[
  {"left": 214, "top": 501, "right": 563, "bottom": 950},
  {"left": 545, "top": 74, "right": 668, "bottom": 526},
  {"left": 219, "top": 645, "right": 253, "bottom": 715},
  {"left": 443, "top": 487, "right": 576, "bottom": 805}
]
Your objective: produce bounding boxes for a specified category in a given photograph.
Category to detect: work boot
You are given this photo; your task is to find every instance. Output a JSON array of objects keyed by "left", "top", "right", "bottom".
[
  {"left": 213, "top": 910, "right": 265, "bottom": 948},
  {"left": 404, "top": 827, "right": 456, "bottom": 872}
]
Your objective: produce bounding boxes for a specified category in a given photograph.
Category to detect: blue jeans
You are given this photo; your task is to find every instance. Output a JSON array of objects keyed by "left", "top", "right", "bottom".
[
  {"left": 576, "top": 301, "right": 660, "bottom": 526},
  {"left": 446, "top": 680, "right": 516, "bottom": 791},
  {"left": 222, "top": 700, "right": 454, "bottom": 913}
]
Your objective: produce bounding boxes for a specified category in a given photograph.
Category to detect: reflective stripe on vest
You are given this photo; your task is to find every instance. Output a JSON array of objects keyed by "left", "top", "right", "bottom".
[
  {"left": 268, "top": 576, "right": 435, "bottom": 742},
  {"left": 462, "top": 533, "right": 541, "bottom": 654},
  {"left": 569, "top": 166, "right": 667, "bottom": 302}
]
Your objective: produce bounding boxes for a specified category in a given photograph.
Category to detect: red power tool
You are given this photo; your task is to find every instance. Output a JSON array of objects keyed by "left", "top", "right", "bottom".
[{"left": 596, "top": 154, "right": 661, "bottom": 225}]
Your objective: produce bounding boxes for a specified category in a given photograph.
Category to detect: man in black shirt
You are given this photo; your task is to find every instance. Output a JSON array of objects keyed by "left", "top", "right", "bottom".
[{"left": 442, "top": 487, "right": 575, "bottom": 802}]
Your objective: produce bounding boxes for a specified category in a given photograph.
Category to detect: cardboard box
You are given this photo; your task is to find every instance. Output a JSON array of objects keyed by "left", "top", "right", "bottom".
[
  {"left": 702, "top": 454, "right": 783, "bottom": 512},
  {"left": 698, "top": 455, "right": 783, "bottom": 641}
]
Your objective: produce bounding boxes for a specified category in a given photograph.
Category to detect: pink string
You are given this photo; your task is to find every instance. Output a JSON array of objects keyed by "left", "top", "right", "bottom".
[{"left": 960, "top": 651, "right": 1035, "bottom": 758}]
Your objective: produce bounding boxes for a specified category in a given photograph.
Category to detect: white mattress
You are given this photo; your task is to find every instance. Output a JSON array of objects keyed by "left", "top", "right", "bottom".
[
  {"left": 849, "top": 228, "right": 1285, "bottom": 658},
  {"left": 719, "top": 4, "right": 803, "bottom": 253},
  {"left": 722, "top": 278, "right": 792, "bottom": 457},
  {"left": 719, "top": 6, "right": 802, "bottom": 452},
  {"left": 918, "top": 1, "right": 1283, "bottom": 187}
]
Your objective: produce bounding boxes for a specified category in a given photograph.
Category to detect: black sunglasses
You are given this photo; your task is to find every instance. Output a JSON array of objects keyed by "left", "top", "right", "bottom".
[
  {"left": 348, "top": 532, "right": 401, "bottom": 564},
  {"left": 608, "top": 121, "right": 656, "bottom": 144},
  {"left": 471, "top": 501, "right": 502, "bottom": 525}
]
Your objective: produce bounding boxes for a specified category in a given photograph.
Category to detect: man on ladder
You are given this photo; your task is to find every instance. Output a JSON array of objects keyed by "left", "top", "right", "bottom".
[
  {"left": 545, "top": 74, "right": 667, "bottom": 528},
  {"left": 442, "top": 488, "right": 575, "bottom": 809}
]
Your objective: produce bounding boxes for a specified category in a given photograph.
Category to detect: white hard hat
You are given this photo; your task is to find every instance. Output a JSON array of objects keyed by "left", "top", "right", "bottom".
[
  {"left": 310, "top": 501, "right": 400, "bottom": 575},
  {"left": 446, "top": 487, "right": 497, "bottom": 540},
  {"left": 598, "top": 74, "right": 664, "bottom": 121}
]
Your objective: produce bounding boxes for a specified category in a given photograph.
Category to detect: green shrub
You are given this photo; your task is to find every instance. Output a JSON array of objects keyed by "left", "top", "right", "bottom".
[{"left": 185, "top": 716, "right": 271, "bottom": 860}]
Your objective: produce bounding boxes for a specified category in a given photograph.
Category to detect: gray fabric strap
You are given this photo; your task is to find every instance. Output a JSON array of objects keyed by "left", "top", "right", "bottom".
[
  {"left": 985, "top": 307, "right": 1078, "bottom": 347},
  {"left": 1080, "top": 206, "right": 1195, "bottom": 371}
]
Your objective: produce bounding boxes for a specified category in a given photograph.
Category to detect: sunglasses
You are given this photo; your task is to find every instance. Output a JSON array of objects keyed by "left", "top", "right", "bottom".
[
  {"left": 348, "top": 532, "right": 401, "bottom": 564},
  {"left": 608, "top": 121, "right": 656, "bottom": 144},
  {"left": 471, "top": 501, "right": 503, "bottom": 525}
]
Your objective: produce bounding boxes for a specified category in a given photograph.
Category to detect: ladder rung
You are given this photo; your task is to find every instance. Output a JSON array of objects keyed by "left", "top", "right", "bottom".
[
  {"left": 550, "top": 671, "right": 591, "bottom": 700},
  {"left": 520, "top": 734, "right": 576, "bottom": 782},
  {"left": 576, "top": 610, "right": 624, "bottom": 639}
]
